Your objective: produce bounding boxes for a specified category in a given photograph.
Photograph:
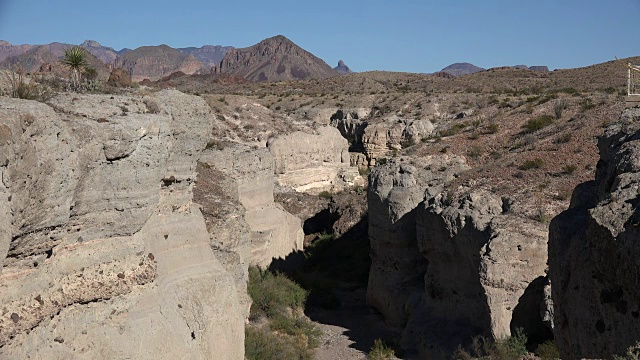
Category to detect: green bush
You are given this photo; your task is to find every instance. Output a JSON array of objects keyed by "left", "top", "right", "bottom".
[
  {"left": 454, "top": 329, "right": 528, "bottom": 360},
  {"left": 368, "top": 339, "right": 395, "bottom": 360},
  {"left": 562, "top": 164, "right": 577, "bottom": 175},
  {"left": 269, "top": 314, "right": 322, "bottom": 348},
  {"left": 518, "top": 158, "right": 544, "bottom": 170},
  {"left": 492, "top": 328, "right": 528, "bottom": 359},
  {"left": 318, "top": 191, "right": 333, "bottom": 199},
  {"left": 247, "top": 266, "right": 307, "bottom": 318},
  {"left": 523, "top": 115, "right": 554, "bottom": 133},
  {"left": 245, "top": 327, "right": 312, "bottom": 360},
  {"left": 536, "top": 340, "right": 560, "bottom": 359}
]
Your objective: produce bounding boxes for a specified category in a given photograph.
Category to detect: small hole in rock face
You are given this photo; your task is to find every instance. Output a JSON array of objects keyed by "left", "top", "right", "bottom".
[
  {"left": 191, "top": 331, "right": 196, "bottom": 340},
  {"left": 517, "top": 245, "right": 522, "bottom": 251},
  {"left": 45, "top": 249, "right": 53, "bottom": 259}
]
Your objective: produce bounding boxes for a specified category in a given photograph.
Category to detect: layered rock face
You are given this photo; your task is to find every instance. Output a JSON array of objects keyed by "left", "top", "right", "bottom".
[
  {"left": 267, "top": 126, "right": 362, "bottom": 193},
  {"left": 367, "top": 157, "right": 550, "bottom": 357},
  {"left": 549, "top": 108, "right": 640, "bottom": 359},
  {"left": 200, "top": 146, "right": 303, "bottom": 268},
  {"left": 0, "top": 91, "right": 245, "bottom": 359},
  {"left": 330, "top": 111, "right": 434, "bottom": 166}
]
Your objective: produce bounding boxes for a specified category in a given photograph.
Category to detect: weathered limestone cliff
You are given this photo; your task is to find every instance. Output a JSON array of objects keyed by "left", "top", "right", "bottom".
[
  {"left": 549, "top": 107, "right": 640, "bottom": 359},
  {"left": 0, "top": 91, "right": 246, "bottom": 359},
  {"left": 367, "top": 156, "right": 550, "bottom": 358}
]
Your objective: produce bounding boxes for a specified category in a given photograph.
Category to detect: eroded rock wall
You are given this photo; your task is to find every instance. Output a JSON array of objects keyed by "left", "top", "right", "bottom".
[
  {"left": 0, "top": 91, "right": 245, "bottom": 359},
  {"left": 200, "top": 145, "right": 303, "bottom": 268},
  {"left": 267, "top": 126, "right": 362, "bottom": 193},
  {"left": 549, "top": 108, "right": 640, "bottom": 359},
  {"left": 367, "top": 156, "right": 550, "bottom": 358}
]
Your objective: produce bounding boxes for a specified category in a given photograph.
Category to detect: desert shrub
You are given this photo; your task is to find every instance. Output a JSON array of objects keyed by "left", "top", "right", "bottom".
[
  {"left": 269, "top": 314, "right": 322, "bottom": 348},
  {"left": 562, "top": 164, "right": 577, "bottom": 175},
  {"left": 536, "top": 340, "right": 560, "bottom": 359},
  {"left": 518, "top": 158, "right": 544, "bottom": 170},
  {"left": 453, "top": 330, "right": 527, "bottom": 360},
  {"left": 554, "top": 133, "right": 572, "bottom": 144},
  {"left": 441, "top": 123, "right": 467, "bottom": 137},
  {"left": 143, "top": 98, "right": 160, "bottom": 114},
  {"left": 467, "top": 146, "right": 483, "bottom": 160},
  {"left": 4, "top": 69, "right": 55, "bottom": 101},
  {"left": 580, "top": 98, "right": 596, "bottom": 112},
  {"left": 536, "top": 209, "right": 549, "bottom": 223},
  {"left": 368, "top": 339, "right": 395, "bottom": 360},
  {"left": 247, "top": 266, "right": 307, "bottom": 318},
  {"left": 492, "top": 328, "right": 528, "bottom": 359},
  {"left": 318, "top": 191, "right": 332, "bottom": 199},
  {"left": 613, "top": 341, "right": 640, "bottom": 360},
  {"left": 486, "top": 122, "right": 500, "bottom": 134},
  {"left": 553, "top": 99, "right": 566, "bottom": 119},
  {"left": 523, "top": 115, "right": 554, "bottom": 133},
  {"left": 245, "top": 327, "right": 312, "bottom": 360}
]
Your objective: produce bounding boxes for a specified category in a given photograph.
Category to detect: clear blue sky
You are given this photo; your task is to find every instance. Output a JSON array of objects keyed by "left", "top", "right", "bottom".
[{"left": 0, "top": 0, "right": 639, "bottom": 73}]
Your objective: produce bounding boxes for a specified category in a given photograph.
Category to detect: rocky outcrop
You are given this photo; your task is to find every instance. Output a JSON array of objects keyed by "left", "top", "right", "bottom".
[
  {"left": 334, "top": 60, "right": 353, "bottom": 75},
  {"left": 0, "top": 91, "right": 246, "bottom": 359},
  {"left": 360, "top": 117, "right": 434, "bottom": 165},
  {"left": 267, "top": 126, "right": 363, "bottom": 193},
  {"left": 549, "top": 108, "right": 640, "bottom": 359},
  {"left": 200, "top": 146, "right": 303, "bottom": 268},
  {"left": 366, "top": 156, "right": 469, "bottom": 329},
  {"left": 367, "top": 156, "right": 550, "bottom": 357},
  {"left": 219, "top": 35, "right": 339, "bottom": 82},
  {"left": 107, "top": 68, "right": 133, "bottom": 87}
]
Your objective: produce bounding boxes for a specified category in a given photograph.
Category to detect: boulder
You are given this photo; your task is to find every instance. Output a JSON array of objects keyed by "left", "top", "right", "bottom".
[{"left": 107, "top": 68, "right": 133, "bottom": 87}]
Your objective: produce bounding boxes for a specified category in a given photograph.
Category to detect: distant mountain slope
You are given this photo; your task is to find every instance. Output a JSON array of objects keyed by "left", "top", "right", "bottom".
[
  {"left": 111, "top": 44, "right": 205, "bottom": 81},
  {"left": 178, "top": 45, "right": 233, "bottom": 68},
  {"left": 441, "top": 62, "right": 485, "bottom": 76},
  {"left": 334, "top": 60, "right": 353, "bottom": 75},
  {"left": 80, "top": 40, "right": 119, "bottom": 64},
  {"left": 218, "top": 35, "right": 339, "bottom": 81}
]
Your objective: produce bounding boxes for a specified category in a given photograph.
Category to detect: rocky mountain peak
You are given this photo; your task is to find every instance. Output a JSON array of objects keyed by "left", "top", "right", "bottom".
[
  {"left": 219, "top": 35, "right": 338, "bottom": 81},
  {"left": 81, "top": 40, "right": 102, "bottom": 48},
  {"left": 0, "top": 40, "right": 11, "bottom": 46},
  {"left": 335, "top": 60, "right": 353, "bottom": 75}
]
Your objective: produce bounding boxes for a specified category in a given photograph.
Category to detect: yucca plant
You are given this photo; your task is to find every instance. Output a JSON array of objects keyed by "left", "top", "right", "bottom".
[{"left": 61, "top": 46, "right": 88, "bottom": 90}]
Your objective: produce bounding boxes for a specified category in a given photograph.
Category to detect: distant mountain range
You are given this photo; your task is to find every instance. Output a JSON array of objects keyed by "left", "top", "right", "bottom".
[
  {"left": 439, "top": 62, "right": 549, "bottom": 76},
  {"left": 0, "top": 37, "right": 551, "bottom": 83},
  {"left": 0, "top": 36, "right": 340, "bottom": 82}
]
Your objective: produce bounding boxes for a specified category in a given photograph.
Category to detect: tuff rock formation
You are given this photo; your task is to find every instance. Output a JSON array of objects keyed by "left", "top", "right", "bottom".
[
  {"left": 267, "top": 126, "right": 363, "bottom": 193},
  {"left": 200, "top": 146, "right": 303, "bottom": 268},
  {"left": 330, "top": 111, "right": 434, "bottom": 165},
  {"left": 0, "top": 91, "right": 247, "bottom": 359},
  {"left": 549, "top": 107, "right": 640, "bottom": 359},
  {"left": 367, "top": 156, "right": 550, "bottom": 358}
]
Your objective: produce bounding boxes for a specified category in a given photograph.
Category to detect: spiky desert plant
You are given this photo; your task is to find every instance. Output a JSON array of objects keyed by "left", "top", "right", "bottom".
[{"left": 61, "top": 46, "right": 88, "bottom": 90}]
